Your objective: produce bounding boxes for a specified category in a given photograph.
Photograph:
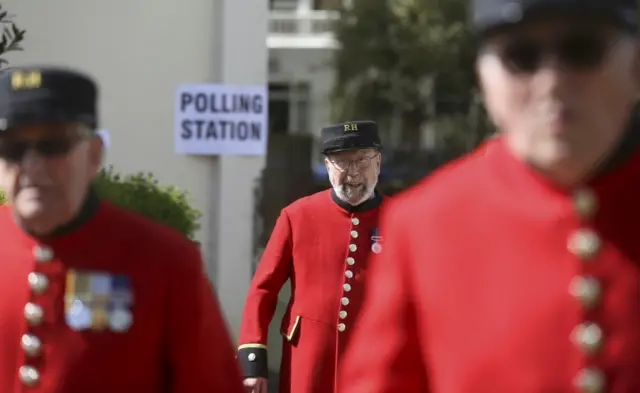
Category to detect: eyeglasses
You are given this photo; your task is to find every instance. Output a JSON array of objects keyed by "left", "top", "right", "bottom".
[
  {"left": 495, "top": 30, "right": 615, "bottom": 74},
  {"left": 329, "top": 154, "right": 378, "bottom": 172},
  {"left": 0, "top": 135, "right": 86, "bottom": 162}
]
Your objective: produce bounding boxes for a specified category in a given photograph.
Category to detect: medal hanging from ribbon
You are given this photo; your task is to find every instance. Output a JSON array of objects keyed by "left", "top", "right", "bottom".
[{"left": 370, "top": 228, "right": 382, "bottom": 253}]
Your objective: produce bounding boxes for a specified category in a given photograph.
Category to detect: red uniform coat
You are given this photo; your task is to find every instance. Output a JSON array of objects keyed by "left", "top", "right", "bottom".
[
  {"left": 238, "top": 189, "right": 383, "bottom": 393},
  {"left": 340, "top": 137, "right": 640, "bottom": 393},
  {"left": 0, "top": 196, "right": 245, "bottom": 393}
]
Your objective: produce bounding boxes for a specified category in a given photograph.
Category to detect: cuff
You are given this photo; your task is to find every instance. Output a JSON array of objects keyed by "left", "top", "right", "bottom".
[{"left": 237, "top": 344, "right": 268, "bottom": 378}]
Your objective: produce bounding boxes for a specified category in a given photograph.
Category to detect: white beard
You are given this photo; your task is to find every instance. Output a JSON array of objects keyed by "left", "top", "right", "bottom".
[{"left": 333, "top": 181, "right": 377, "bottom": 205}]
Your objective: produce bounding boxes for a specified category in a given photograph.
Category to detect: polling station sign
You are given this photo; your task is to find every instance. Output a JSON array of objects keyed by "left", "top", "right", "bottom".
[{"left": 175, "top": 84, "right": 268, "bottom": 156}]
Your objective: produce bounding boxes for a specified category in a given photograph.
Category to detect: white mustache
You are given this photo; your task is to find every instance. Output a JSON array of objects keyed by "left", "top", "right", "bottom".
[{"left": 343, "top": 174, "right": 363, "bottom": 181}]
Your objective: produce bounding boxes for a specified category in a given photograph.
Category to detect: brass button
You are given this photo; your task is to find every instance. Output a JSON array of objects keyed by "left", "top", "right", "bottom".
[
  {"left": 569, "top": 276, "right": 601, "bottom": 309},
  {"left": 28, "top": 273, "right": 49, "bottom": 295},
  {"left": 351, "top": 217, "right": 359, "bottom": 225},
  {"left": 346, "top": 257, "right": 355, "bottom": 265},
  {"left": 345, "top": 270, "right": 353, "bottom": 279},
  {"left": 350, "top": 230, "right": 358, "bottom": 239},
  {"left": 248, "top": 353, "right": 256, "bottom": 362},
  {"left": 349, "top": 244, "right": 357, "bottom": 252},
  {"left": 574, "top": 368, "right": 605, "bottom": 393},
  {"left": 24, "top": 303, "right": 44, "bottom": 326},
  {"left": 339, "top": 310, "right": 347, "bottom": 319},
  {"left": 343, "top": 283, "right": 351, "bottom": 292},
  {"left": 33, "top": 246, "right": 53, "bottom": 263},
  {"left": 573, "top": 189, "right": 597, "bottom": 220},
  {"left": 567, "top": 229, "right": 601, "bottom": 260},
  {"left": 19, "top": 365, "right": 40, "bottom": 387},
  {"left": 337, "top": 323, "right": 346, "bottom": 332},
  {"left": 21, "top": 334, "right": 42, "bottom": 357},
  {"left": 341, "top": 297, "right": 349, "bottom": 306},
  {"left": 571, "top": 323, "right": 603, "bottom": 355}
]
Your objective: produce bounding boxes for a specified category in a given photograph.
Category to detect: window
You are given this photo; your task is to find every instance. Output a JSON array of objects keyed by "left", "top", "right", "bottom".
[
  {"left": 313, "top": 0, "right": 343, "bottom": 10},
  {"left": 270, "top": 0, "right": 298, "bottom": 10},
  {"left": 268, "top": 82, "right": 311, "bottom": 135},
  {"left": 269, "top": 84, "right": 290, "bottom": 135}
]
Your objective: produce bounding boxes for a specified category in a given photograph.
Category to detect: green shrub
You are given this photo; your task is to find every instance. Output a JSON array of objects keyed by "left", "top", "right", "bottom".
[
  {"left": 94, "top": 166, "right": 202, "bottom": 239},
  {"left": 0, "top": 166, "right": 202, "bottom": 240},
  {"left": 0, "top": 190, "right": 5, "bottom": 205}
]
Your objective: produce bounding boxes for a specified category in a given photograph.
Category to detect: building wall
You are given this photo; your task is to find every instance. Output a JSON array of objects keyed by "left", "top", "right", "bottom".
[
  {"left": 269, "top": 48, "right": 335, "bottom": 138},
  {"left": 5, "top": 0, "right": 267, "bottom": 336}
]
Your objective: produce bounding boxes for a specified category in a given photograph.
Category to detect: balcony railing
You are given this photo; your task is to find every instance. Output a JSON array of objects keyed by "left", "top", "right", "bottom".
[{"left": 268, "top": 10, "right": 340, "bottom": 49}]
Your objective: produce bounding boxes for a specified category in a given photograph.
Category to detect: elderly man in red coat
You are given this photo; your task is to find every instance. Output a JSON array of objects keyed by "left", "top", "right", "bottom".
[
  {"left": 339, "top": 0, "right": 640, "bottom": 392},
  {"left": 0, "top": 66, "right": 245, "bottom": 393},
  {"left": 238, "top": 120, "right": 385, "bottom": 393}
]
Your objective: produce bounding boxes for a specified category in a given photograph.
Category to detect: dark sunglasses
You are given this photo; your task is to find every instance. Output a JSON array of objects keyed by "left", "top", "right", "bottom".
[
  {"left": 496, "top": 30, "right": 615, "bottom": 74},
  {"left": 0, "top": 136, "right": 84, "bottom": 162}
]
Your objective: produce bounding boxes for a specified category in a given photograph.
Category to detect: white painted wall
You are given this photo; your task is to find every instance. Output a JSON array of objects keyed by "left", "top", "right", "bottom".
[
  {"left": 4, "top": 0, "right": 267, "bottom": 336},
  {"left": 213, "top": 0, "right": 268, "bottom": 338}
]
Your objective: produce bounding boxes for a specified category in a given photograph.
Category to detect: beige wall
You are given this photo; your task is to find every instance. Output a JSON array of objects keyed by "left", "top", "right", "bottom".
[{"left": 5, "top": 0, "right": 267, "bottom": 336}]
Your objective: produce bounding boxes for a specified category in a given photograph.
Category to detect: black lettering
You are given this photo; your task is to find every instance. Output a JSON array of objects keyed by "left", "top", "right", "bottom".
[
  {"left": 211, "top": 94, "right": 222, "bottom": 113},
  {"left": 238, "top": 95, "right": 250, "bottom": 113},
  {"left": 208, "top": 93, "right": 264, "bottom": 114},
  {"left": 206, "top": 120, "right": 217, "bottom": 139},
  {"left": 210, "top": 94, "right": 234, "bottom": 113},
  {"left": 180, "top": 93, "right": 193, "bottom": 111},
  {"left": 181, "top": 119, "right": 192, "bottom": 139},
  {"left": 194, "top": 93, "right": 208, "bottom": 113},
  {"left": 227, "top": 121, "right": 233, "bottom": 139},
  {"left": 196, "top": 119, "right": 207, "bottom": 138},
  {"left": 180, "top": 120, "right": 263, "bottom": 140},
  {"left": 251, "top": 95, "right": 263, "bottom": 113},
  {"left": 223, "top": 94, "right": 234, "bottom": 113},
  {"left": 236, "top": 122, "right": 248, "bottom": 140},
  {"left": 251, "top": 122, "right": 261, "bottom": 139}
]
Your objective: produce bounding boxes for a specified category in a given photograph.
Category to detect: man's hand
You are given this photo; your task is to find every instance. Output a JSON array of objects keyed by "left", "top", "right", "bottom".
[{"left": 243, "top": 377, "right": 268, "bottom": 393}]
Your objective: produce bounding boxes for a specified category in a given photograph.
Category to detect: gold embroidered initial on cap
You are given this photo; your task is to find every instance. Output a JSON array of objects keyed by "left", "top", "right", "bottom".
[
  {"left": 11, "top": 71, "right": 41, "bottom": 90},
  {"left": 343, "top": 123, "right": 358, "bottom": 132}
]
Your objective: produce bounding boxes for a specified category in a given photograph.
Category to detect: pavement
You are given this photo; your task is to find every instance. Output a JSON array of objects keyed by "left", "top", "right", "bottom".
[{"left": 268, "top": 371, "right": 279, "bottom": 392}]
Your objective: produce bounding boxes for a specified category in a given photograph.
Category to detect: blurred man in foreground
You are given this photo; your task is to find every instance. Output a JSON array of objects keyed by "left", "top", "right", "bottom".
[
  {"left": 340, "top": 0, "right": 640, "bottom": 392},
  {"left": 239, "top": 121, "right": 385, "bottom": 393},
  {"left": 0, "top": 66, "right": 244, "bottom": 393}
]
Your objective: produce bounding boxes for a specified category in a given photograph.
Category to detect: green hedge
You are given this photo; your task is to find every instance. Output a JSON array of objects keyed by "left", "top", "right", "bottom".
[{"left": 0, "top": 166, "right": 202, "bottom": 239}]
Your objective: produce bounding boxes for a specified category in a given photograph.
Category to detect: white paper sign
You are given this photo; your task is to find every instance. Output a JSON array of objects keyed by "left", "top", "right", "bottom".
[
  {"left": 97, "top": 129, "right": 110, "bottom": 148},
  {"left": 175, "top": 84, "right": 268, "bottom": 156}
]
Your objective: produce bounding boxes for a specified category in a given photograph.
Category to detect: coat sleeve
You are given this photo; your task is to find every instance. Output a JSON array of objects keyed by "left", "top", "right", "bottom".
[
  {"left": 165, "top": 239, "right": 245, "bottom": 393},
  {"left": 339, "top": 201, "right": 430, "bottom": 392},
  {"left": 237, "top": 209, "right": 293, "bottom": 378}
]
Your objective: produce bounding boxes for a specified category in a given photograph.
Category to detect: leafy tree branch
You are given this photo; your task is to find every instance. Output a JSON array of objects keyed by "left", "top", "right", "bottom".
[
  {"left": 331, "top": 0, "right": 492, "bottom": 155},
  {"left": 0, "top": 4, "right": 26, "bottom": 68}
]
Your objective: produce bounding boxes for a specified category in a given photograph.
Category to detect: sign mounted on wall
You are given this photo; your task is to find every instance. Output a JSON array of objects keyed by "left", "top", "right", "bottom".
[{"left": 174, "top": 84, "right": 268, "bottom": 156}]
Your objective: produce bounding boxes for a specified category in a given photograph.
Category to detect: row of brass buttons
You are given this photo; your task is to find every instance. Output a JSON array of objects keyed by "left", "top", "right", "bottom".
[
  {"left": 338, "top": 216, "right": 360, "bottom": 333},
  {"left": 569, "top": 189, "right": 605, "bottom": 393},
  {"left": 19, "top": 245, "right": 54, "bottom": 387}
]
